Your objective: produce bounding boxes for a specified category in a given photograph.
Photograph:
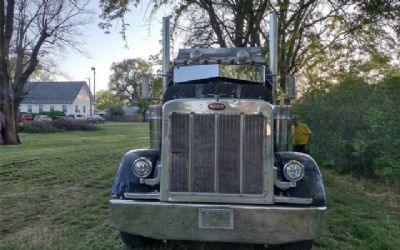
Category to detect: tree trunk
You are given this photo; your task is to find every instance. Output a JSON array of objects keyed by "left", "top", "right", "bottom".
[{"left": 0, "top": 80, "right": 20, "bottom": 145}]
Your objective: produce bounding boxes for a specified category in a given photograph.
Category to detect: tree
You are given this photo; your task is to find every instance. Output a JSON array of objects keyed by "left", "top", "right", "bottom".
[
  {"left": 99, "top": 0, "right": 399, "bottom": 90},
  {"left": 108, "top": 58, "right": 162, "bottom": 120},
  {"left": 293, "top": 71, "right": 400, "bottom": 181},
  {"left": 96, "top": 90, "right": 127, "bottom": 110},
  {"left": 0, "top": 0, "right": 89, "bottom": 145}
]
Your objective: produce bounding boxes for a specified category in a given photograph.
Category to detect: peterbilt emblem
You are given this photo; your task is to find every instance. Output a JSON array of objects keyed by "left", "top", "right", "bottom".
[{"left": 208, "top": 103, "right": 226, "bottom": 111}]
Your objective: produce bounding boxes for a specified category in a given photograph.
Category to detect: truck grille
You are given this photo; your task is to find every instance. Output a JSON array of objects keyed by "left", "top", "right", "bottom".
[{"left": 170, "top": 113, "right": 264, "bottom": 194}]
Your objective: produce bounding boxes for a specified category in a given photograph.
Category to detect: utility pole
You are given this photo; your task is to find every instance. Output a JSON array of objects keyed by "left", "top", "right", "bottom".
[
  {"left": 91, "top": 67, "right": 96, "bottom": 114},
  {"left": 86, "top": 77, "right": 91, "bottom": 115}
]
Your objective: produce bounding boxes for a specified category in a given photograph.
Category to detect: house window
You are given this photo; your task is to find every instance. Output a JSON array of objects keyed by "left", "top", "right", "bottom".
[
  {"left": 62, "top": 105, "right": 67, "bottom": 113},
  {"left": 39, "top": 105, "right": 43, "bottom": 113},
  {"left": 50, "top": 105, "right": 54, "bottom": 111},
  {"left": 83, "top": 106, "right": 86, "bottom": 113},
  {"left": 28, "top": 105, "right": 32, "bottom": 113},
  {"left": 75, "top": 105, "right": 79, "bottom": 113}
]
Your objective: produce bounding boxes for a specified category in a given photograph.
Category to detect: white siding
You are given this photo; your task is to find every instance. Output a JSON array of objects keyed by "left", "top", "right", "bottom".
[
  {"left": 20, "top": 104, "right": 72, "bottom": 114},
  {"left": 20, "top": 86, "right": 92, "bottom": 115},
  {"left": 71, "top": 87, "right": 91, "bottom": 115}
]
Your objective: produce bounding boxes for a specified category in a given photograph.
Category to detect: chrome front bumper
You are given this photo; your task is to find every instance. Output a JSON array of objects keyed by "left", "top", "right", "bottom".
[{"left": 109, "top": 199, "right": 326, "bottom": 244}]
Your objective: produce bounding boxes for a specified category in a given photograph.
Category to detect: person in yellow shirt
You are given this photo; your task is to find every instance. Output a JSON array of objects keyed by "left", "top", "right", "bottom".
[{"left": 291, "top": 114, "right": 312, "bottom": 154}]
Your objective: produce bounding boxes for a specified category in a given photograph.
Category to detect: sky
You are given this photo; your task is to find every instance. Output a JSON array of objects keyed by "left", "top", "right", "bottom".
[{"left": 57, "top": 0, "right": 173, "bottom": 92}]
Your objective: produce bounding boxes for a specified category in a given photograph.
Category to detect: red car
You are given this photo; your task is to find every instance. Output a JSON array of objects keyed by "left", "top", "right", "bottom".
[{"left": 18, "top": 114, "right": 33, "bottom": 123}]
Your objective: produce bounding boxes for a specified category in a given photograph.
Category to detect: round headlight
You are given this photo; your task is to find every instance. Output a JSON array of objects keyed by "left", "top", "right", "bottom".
[
  {"left": 132, "top": 158, "right": 153, "bottom": 178},
  {"left": 283, "top": 160, "right": 304, "bottom": 182}
]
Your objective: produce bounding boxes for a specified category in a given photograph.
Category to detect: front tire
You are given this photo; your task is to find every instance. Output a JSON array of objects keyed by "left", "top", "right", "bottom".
[
  {"left": 120, "top": 232, "right": 152, "bottom": 249},
  {"left": 270, "top": 240, "right": 313, "bottom": 250}
]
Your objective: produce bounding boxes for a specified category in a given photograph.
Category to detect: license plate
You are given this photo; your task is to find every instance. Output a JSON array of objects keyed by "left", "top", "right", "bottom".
[{"left": 198, "top": 208, "right": 234, "bottom": 229}]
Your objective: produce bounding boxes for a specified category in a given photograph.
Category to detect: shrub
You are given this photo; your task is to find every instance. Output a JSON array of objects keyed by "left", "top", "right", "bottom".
[
  {"left": 30, "top": 111, "right": 65, "bottom": 119},
  {"left": 108, "top": 105, "right": 124, "bottom": 116},
  {"left": 19, "top": 121, "right": 61, "bottom": 133},
  {"left": 42, "top": 111, "right": 65, "bottom": 118},
  {"left": 52, "top": 119, "right": 100, "bottom": 131},
  {"left": 293, "top": 73, "right": 400, "bottom": 182}
]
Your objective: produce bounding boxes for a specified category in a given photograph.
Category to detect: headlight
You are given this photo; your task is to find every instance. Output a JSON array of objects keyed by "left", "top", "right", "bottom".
[
  {"left": 283, "top": 160, "right": 304, "bottom": 182},
  {"left": 132, "top": 157, "right": 153, "bottom": 178}
]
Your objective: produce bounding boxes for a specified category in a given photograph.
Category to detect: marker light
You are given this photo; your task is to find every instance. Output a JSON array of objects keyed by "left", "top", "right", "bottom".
[
  {"left": 237, "top": 50, "right": 250, "bottom": 63},
  {"left": 190, "top": 49, "right": 201, "bottom": 62}
]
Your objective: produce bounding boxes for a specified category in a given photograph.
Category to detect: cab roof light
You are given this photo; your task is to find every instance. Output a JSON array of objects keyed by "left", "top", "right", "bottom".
[
  {"left": 237, "top": 50, "right": 250, "bottom": 63},
  {"left": 190, "top": 49, "right": 201, "bottom": 63}
]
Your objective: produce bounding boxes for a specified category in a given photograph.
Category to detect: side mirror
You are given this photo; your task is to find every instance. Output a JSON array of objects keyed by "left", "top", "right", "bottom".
[
  {"left": 140, "top": 75, "right": 150, "bottom": 99},
  {"left": 286, "top": 75, "right": 296, "bottom": 100}
]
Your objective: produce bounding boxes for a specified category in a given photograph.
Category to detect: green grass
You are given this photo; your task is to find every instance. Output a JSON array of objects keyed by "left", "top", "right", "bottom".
[{"left": 0, "top": 122, "right": 399, "bottom": 250}]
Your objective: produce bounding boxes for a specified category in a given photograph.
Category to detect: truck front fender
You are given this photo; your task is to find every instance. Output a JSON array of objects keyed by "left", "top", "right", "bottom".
[
  {"left": 275, "top": 152, "right": 327, "bottom": 206},
  {"left": 111, "top": 149, "right": 161, "bottom": 198}
]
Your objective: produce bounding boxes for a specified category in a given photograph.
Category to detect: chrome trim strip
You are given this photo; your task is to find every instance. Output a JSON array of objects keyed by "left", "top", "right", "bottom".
[
  {"left": 160, "top": 113, "right": 171, "bottom": 201},
  {"left": 239, "top": 113, "right": 244, "bottom": 193},
  {"left": 168, "top": 193, "right": 267, "bottom": 204},
  {"left": 124, "top": 192, "right": 160, "bottom": 200},
  {"left": 264, "top": 116, "right": 274, "bottom": 203},
  {"left": 188, "top": 113, "right": 194, "bottom": 192},
  {"left": 274, "top": 196, "right": 313, "bottom": 204},
  {"left": 214, "top": 113, "right": 219, "bottom": 193}
]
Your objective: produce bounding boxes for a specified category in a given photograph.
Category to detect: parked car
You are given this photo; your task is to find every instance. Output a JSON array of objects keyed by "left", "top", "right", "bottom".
[
  {"left": 18, "top": 114, "right": 33, "bottom": 123},
  {"left": 54, "top": 116, "right": 66, "bottom": 120},
  {"left": 33, "top": 115, "right": 52, "bottom": 122},
  {"left": 87, "top": 115, "right": 105, "bottom": 124},
  {"left": 66, "top": 114, "right": 87, "bottom": 120}
]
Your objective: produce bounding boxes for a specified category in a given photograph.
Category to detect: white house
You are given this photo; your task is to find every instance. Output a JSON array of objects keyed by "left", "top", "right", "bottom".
[{"left": 20, "top": 81, "right": 95, "bottom": 115}]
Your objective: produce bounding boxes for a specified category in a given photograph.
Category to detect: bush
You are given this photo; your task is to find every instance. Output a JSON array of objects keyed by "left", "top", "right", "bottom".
[
  {"left": 293, "top": 73, "right": 400, "bottom": 182},
  {"left": 19, "top": 121, "right": 61, "bottom": 133},
  {"left": 108, "top": 105, "right": 124, "bottom": 116},
  {"left": 52, "top": 119, "right": 100, "bottom": 131}
]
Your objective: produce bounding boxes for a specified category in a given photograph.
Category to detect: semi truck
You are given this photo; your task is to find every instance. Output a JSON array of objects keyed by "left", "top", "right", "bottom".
[{"left": 109, "top": 16, "right": 326, "bottom": 250}]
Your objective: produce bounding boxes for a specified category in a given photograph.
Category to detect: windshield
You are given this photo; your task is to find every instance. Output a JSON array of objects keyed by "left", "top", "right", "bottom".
[
  {"left": 219, "top": 65, "right": 265, "bottom": 82},
  {"left": 174, "top": 64, "right": 265, "bottom": 83}
]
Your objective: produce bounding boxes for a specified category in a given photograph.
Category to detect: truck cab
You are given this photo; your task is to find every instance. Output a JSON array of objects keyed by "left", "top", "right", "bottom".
[{"left": 109, "top": 47, "right": 326, "bottom": 249}]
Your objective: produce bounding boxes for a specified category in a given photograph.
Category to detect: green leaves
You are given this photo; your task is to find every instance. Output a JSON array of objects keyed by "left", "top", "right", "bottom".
[
  {"left": 108, "top": 58, "right": 162, "bottom": 120},
  {"left": 294, "top": 72, "right": 400, "bottom": 181},
  {"left": 96, "top": 90, "right": 127, "bottom": 111}
]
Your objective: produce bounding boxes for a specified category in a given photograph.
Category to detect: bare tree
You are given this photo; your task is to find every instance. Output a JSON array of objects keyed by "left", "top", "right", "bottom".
[{"left": 0, "top": 0, "right": 89, "bottom": 145}]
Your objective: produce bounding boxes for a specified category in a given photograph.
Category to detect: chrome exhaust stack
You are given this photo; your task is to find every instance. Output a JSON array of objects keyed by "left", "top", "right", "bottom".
[
  {"left": 270, "top": 13, "right": 290, "bottom": 152},
  {"left": 149, "top": 105, "right": 162, "bottom": 150},
  {"left": 274, "top": 105, "right": 290, "bottom": 152},
  {"left": 162, "top": 16, "right": 170, "bottom": 88},
  {"left": 148, "top": 16, "right": 170, "bottom": 150}
]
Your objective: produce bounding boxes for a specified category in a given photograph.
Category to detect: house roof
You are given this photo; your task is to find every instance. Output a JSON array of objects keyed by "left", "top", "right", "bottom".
[{"left": 22, "top": 81, "right": 93, "bottom": 104}]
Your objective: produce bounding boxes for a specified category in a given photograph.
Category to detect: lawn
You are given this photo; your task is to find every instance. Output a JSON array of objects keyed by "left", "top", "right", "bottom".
[{"left": 0, "top": 122, "right": 399, "bottom": 250}]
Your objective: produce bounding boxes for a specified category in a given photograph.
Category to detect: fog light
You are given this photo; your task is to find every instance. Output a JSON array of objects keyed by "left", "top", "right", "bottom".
[
  {"left": 283, "top": 160, "right": 304, "bottom": 182},
  {"left": 132, "top": 157, "right": 153, "bottom": 178}
]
